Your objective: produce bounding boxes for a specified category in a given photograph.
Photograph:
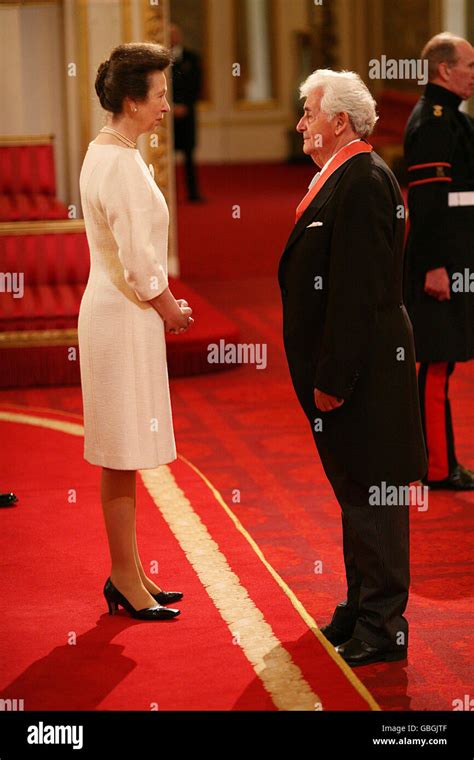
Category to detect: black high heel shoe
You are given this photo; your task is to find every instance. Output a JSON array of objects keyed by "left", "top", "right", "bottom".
[
  {"left": 152, "top": 590, "right": 183, "bottom": 605},
  {"left": 103, "top": 578, "right": 180, "bottom": 620}
]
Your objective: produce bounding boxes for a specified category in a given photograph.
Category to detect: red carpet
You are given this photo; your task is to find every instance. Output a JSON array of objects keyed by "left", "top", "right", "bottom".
[
  {"left": 176, "top": 162, "right": 314, "bottom": 280},
  {"left": 0, "top": 406, "right": 376, "bottom": 711}
]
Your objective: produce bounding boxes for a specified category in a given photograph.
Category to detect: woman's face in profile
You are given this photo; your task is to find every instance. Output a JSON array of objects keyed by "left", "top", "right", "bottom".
[{"left": 142, "top": 70, "right": 171, "bottom": 132}]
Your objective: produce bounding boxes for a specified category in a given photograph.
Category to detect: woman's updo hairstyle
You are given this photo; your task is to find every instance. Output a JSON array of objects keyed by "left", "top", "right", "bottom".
[{"left": 95, "top": 42, "right": 172, "bottom": 114}]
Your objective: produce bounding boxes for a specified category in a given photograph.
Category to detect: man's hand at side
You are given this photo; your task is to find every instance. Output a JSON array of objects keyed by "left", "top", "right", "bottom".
[{"left": 314, "top": 388, "right": 345, "bottom": 412}]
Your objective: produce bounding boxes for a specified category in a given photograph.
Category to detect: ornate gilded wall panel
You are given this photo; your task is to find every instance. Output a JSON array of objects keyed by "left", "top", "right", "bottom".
[{"left": 140, "top": 0, "right": 172, "bottom": 205}]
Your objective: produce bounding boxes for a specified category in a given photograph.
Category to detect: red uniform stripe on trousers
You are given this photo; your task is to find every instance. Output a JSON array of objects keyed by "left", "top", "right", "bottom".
[{"left": 425, "top": 362, "right": 450, "bottom": 480}]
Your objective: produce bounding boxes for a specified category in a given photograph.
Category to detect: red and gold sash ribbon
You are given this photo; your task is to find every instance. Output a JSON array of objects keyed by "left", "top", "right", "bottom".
[{"left": 295, "top": 140, "right": 373, "bottom": 223}]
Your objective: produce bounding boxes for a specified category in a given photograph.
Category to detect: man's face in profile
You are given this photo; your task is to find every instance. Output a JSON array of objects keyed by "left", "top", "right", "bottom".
[
  {"left": 444, "top": 41, "right": 474, "bottom": 100},
  {"left": 296, "top": 88, "right": 335, "bottom": 167}
]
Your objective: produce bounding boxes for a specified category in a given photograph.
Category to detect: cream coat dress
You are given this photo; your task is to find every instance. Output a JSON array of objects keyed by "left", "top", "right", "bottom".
[{"left": 77, "top": 142, "right": 177, "bottom": 469}]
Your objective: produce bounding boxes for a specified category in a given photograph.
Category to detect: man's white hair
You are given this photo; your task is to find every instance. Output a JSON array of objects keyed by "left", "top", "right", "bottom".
[{"left": 299, "top": 69, "right": 378, "bottom": 137}]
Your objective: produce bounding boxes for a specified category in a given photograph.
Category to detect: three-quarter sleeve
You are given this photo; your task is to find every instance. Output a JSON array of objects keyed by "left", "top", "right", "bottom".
[{"left": 99, "top": 152, "right": 169, "bottom": 301}]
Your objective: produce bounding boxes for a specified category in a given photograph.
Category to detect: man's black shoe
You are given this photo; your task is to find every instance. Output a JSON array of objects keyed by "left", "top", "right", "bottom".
[
  {"left": 0, "top": 492, "right": 18, "bottom": 507},
  {"left": 335, "top": 637, "right": 407, "bottom": 667},
  {"left": 423, "top": 463, "right": 474, "bottom": 491},
  {"left": 319, "top": 623, "right": 353, "bottom": 647}
]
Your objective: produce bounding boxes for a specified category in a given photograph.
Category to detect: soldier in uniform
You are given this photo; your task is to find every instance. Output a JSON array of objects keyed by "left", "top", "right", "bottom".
[{"left": 404, "top": 33, "right": 474, "bottom": 490}]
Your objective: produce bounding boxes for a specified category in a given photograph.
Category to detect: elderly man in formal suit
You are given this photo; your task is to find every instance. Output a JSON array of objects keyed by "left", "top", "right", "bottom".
[{"left": 278, "top": 69, "right": 427, "bottom": 666}]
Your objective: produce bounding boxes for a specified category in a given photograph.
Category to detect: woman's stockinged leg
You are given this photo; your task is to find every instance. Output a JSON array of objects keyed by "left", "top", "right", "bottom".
[
  {"left": 101, "top": 467, "right": 159, "bottom": 611},
  {"left": 131, "top": 487, "right": 163, "bottom": 594}
]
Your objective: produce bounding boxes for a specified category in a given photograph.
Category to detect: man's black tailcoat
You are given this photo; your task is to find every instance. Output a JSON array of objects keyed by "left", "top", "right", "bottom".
[{"left": 278, "top": 151, "right": 428, "bottom": 487}]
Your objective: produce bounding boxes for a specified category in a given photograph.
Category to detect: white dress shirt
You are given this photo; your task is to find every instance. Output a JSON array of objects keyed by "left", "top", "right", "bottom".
[{"left": 307, "top": 138, "right": 363, "bottom": 190}]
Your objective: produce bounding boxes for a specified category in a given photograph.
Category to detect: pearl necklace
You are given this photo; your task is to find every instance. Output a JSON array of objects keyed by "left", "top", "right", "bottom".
[{"left": 99, "top": 126, "right": 137, "bottom": 148}]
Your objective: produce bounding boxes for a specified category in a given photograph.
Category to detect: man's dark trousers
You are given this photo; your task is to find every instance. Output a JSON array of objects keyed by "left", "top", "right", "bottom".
[{"left": 317, "top": 443, "right": 410, "bottom": 651}]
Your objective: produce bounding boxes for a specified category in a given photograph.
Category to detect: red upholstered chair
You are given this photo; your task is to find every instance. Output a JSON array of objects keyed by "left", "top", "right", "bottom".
[
  {"left": 0, "top": 221, "right": 88, "bottom": 332},
  {"left": 0, "top": 220, "right": 240, "bottom": 387},
  {"left": 0, "top": 135, "right": 69, "bottom": 221},
  {"left": 0, "top": 220, "right": 88, "bottom": 386}
]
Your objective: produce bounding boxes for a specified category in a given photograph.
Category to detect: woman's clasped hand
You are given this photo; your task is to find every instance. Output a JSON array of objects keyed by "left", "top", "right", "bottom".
[{"left": 165, "top": 298, "right": 194, "bottom": 334}]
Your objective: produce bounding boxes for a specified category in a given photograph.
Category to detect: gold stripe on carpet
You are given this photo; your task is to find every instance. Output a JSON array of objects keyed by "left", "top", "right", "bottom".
[
  {"left": 141, "top": 464, "right": 323, "bottom": 711},
  {"left": 177, "top": 454, "right": 381, "bottom": 711},
  {"left": 0, "top": 410, "right": 84, "bottom": 437}
]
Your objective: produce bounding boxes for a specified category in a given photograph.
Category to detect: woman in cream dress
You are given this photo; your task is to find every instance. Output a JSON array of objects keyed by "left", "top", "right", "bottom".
[{"left": 78, "top": 43, "right": 193, "bottom": 621}]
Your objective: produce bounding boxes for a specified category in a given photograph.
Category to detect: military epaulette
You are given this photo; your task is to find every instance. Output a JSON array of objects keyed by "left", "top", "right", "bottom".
[{"left": 407, "top": 161, "right": 452, "bottom": 188}]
